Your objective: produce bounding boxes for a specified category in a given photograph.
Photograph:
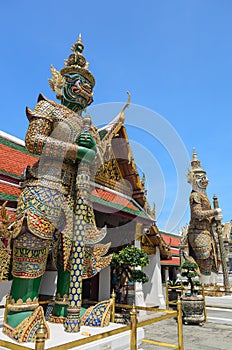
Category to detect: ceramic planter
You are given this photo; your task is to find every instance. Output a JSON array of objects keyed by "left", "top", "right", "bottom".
[{"left": 181, "top": 295, "right": 205, "bottom": 325}]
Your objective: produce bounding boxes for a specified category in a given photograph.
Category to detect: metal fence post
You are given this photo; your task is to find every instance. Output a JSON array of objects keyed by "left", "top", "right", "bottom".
[
  {"left": 35, "top": 322, "right": 47, "bottom": 350},
  {"left": 111, "top": 289, "right": 116, "bottom": 323},
  {"left": 130, "top": 304, "right": 137, "bottom": 350},
  {"left": 177, "top": 296, "right": 184, "bottom": 350},
  {"left": 166, "top": 281, "right": 169, "bottom": 309}
]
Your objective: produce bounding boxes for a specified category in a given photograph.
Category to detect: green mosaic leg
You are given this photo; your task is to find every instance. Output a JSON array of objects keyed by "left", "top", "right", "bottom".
[
  {"left": 63, "top": 241, "right": 84, "bottom": 332},
  {"left": 6, "top": 276, "right": 42, "bottom": 328},
  {"left": 5, "top": 230, "right": 50, "bottom": 330},
  {"left": 51, "top": 263, "right": 70, "bottom": 320}
]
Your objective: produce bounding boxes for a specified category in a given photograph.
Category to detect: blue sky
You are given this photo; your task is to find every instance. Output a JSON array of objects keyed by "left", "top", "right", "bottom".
[{"left": 1, "top": 1, "right": 232, "bottom": 232}]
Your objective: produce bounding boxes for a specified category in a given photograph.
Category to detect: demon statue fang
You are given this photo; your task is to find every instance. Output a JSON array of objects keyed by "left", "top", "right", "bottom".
[
  {"left": 185, "top": 149, "right": 222, "bottom": 285},
  {"left": 2, "top": 35, "right": 112, "bottom": 342}
]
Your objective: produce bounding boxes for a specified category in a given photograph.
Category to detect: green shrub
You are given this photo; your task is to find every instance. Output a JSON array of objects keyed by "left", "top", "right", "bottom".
[
  {"left": 111, "top": 246, "right": 149, "bottom": 285},
  {"left": 181, "top": 261, "right": 199, "bottom": 295}
]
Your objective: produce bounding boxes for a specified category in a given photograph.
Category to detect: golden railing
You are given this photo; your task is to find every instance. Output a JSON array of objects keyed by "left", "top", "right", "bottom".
[
  {"left": 0, "top": 292, "right": 184, "bottom": 350},
  {"left": 3, "top": 284, "right": 232, "bottom": 350},
  {"left": 165, "top": 282, "right": 184, "bottom": 310},
  {"left": 107, "top": 299, "right": 184, "bottom": 350},
  {"left": 203, "top": 286, "right": 232, "bottom": 296}
]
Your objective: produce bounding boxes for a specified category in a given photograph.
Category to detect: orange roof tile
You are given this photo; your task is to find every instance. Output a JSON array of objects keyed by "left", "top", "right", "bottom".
[
  {"left": 92, "top": 188, "right": 138, "bottom": 211},
  {"left": 161, "top": 234, "right": 181, "bottom": 248},
  {"left": 170, "top": 248, "right": 180, "bottom": 255},
  {"left": 0, "top": 183, "right": 21, "bottom": 197},
  {"left": 161, "top": 256, "right": 180, "bottom": 266},
  {"left": 0, "top": 144, "right": 37, "bottom": 176}
]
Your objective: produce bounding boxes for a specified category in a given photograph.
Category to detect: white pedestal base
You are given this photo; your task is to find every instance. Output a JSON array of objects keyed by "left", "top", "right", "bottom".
[{"left": 0, "top": 312, "right": 144, "bottom": 350}]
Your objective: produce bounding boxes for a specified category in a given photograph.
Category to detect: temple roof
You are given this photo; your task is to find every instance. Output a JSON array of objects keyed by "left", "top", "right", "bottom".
[
  {"left": 92, "top": 185, "right": 152, "bottom": 223},
  {"left": 95, "top": 96, "right": 148, "bottom": 209},
  {"left": 140, "top": 225, "right": 171, "bottom": 258},
  {"left": 160, "top": 231, "right": 181, "bottom": 266},
  {"left": 160, "top": 257, "right": 180, "bottom": 266}
]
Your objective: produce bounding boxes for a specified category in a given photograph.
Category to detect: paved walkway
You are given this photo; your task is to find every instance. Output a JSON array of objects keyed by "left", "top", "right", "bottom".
[
  {"left": 141, "top": 318, "right": 232, "bottom": 350},
  {"left": 140, "top": 296, "right": 232, "bottom": 350}
]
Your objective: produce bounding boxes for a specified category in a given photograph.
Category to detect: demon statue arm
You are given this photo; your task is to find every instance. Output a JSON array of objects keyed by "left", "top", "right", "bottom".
[
  {"left": 25, "top": 98, "right": 96, "bottom": 163},
  {"left": 190, "top": 192, "right": 218, "bottom": 221}
]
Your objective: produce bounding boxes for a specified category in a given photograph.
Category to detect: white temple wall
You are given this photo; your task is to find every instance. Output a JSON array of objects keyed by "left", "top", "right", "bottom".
[{"left": 143, "top": 249, "right": 165, "bottom": 308}]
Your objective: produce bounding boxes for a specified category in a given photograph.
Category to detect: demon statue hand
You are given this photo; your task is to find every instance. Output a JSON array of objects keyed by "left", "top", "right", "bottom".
[
  {"left": 3, "top": 36, "right": 111, "bottom": 342},
  {"left": 186, "top": 150, "right": 222, "bottom": 285}
]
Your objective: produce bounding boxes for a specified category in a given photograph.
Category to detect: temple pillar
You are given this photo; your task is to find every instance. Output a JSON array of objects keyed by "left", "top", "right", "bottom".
[
  {"left": 99, "top": 265, "right": 111, "bottom": 300},
  {"left": 164, "top": 266, "right": 169, "bottom": 282},
  {"left": 134, "top": 239, "right": 147, "bottom": 316},
  {"left": 143, "top": 248, "right": 165, "bottom": 308}
]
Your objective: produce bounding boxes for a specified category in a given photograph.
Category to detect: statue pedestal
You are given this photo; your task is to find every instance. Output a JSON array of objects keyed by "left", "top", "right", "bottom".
[{"left": 0, "top": 315, "right": 144, "bottom": 350}]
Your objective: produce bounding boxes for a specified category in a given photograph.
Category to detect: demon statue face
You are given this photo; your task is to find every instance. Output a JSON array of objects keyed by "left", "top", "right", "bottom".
[
  {"left": 48, "top": 35, "right": 95, "bottom": 112},
  {"left": 187, "top": 170, "right": 209, "bottom": 193},
  {"left": 62, "top": 73, "right": 93, "bottom": 111},
  {"left": 187, "top": 150, "right": 208, "bottom": 194}
]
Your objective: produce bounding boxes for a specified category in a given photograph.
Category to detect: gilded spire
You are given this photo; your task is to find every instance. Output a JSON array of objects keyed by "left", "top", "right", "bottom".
[{"left": 71, "top": 33, "right": 84, "bottom": 54}]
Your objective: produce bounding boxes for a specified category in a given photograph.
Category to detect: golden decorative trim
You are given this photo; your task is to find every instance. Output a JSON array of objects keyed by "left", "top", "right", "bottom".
[
  {"left": 142, "top": 245, "right": 157, "bottom": 255},
  {"left": 95, "top": 175, "right": 132, "bottom": 196},
  {"left": 48, "top": 65, "right": 66, "bottom": 96},
  {"left": 7, "top": 297, "right": 39, "bottom": 312},
  {"left": 3, "top": 306, "right": 50, "bottom": 343},
  {"left": 49, "top": 314, "right": 66, "bottom": 324},
  {"left": 54, "top": 293, "right": 69, "bottom": 305},
  {"left": 0, "top": 248, "right": 11, "bottom": 280},
  {"left": 96, "top": 254, "right": 113, "bottom": 269},
  {"left": 55, "top": 300, "right": 69, "bottom": 306},
  {"left": 7, "top": 303, "right": 39, "bottom": 312}
]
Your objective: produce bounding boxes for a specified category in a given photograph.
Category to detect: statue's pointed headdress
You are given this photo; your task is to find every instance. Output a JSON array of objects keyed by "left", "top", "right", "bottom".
[
  {"left": 48, "top": 34, "right": 95, "bottom": 96},
  {"left": 187, "top": 149, "right": 206, "bottom": 184},
  {"left": 190, "top": 149, "right": 206, "bottom": 174}
]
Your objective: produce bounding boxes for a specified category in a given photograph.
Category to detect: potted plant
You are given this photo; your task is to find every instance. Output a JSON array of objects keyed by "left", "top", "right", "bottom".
[
  {"left": 111, "top": 246, "right": 149, "bottom": 304},
  {"left": 181, "top": 261, "right": 201, "bottom": 296},
  {"left": 180, "top": 261, "right": 205, "bottom": 325},
  {"left": 166, "top": 279, "right": 182, "bottom": 309}
]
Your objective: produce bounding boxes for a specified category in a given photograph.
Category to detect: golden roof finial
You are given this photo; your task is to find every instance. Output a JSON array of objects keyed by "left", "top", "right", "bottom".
[
  {"left": 141, "top": 172, "right": 146, "bottom": 189},
  {"left": 118, "top": 91, "right": 131, "bottom": 123}
]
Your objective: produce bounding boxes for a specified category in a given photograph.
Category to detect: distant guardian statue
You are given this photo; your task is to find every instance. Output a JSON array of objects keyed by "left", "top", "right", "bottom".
[{"left": 185, "top": 150, "right": 222, "bottom": 285}]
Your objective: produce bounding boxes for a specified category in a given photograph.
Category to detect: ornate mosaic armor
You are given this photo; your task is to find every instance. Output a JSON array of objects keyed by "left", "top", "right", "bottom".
[
  {"left": 12, "top": 95, "right": 84, "bottom": 276},
  {"left": 188, "top": 191, "right": 218, "bottom": 275}
]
